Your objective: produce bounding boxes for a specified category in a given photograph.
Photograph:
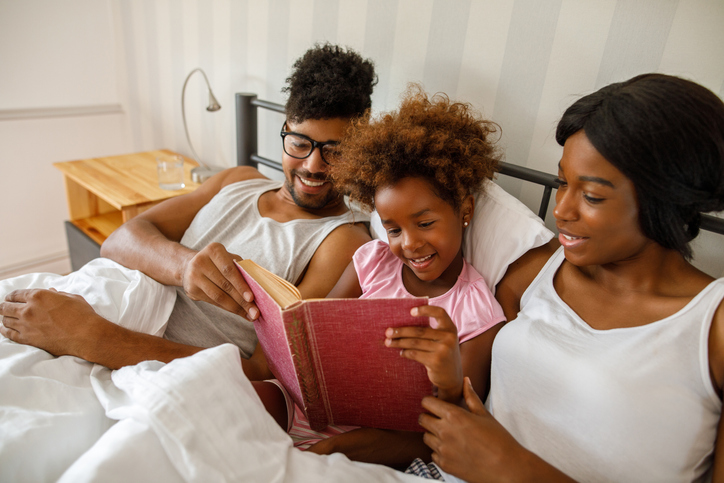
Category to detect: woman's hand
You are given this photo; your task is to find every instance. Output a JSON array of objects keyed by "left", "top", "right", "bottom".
[
  {"left": 181, "top": 242, "right": 259, "bottom": 320},
  {"left": 420, "top": 377, "right": 574, "bottom": 483},
  {"left": 385, "top": 305, "right": 463, "bottom": 403}
]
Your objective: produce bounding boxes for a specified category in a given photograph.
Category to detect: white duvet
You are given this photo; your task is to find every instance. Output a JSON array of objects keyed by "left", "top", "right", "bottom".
[{"left": 0, "top": 259, "right": 425, "bottom": 482}]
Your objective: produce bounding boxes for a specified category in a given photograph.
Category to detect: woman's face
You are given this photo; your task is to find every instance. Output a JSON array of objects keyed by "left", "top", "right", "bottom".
[{"left": 554, "top": 130, "right": 655, "bottom": 267}]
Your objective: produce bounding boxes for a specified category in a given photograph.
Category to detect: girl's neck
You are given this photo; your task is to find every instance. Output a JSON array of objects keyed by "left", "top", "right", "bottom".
[{"left": 402, "top": 250, "right": 465, "bottom": 298}]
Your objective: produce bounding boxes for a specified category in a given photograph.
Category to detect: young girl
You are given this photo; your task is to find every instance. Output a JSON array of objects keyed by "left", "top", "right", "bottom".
[{"left": 256, "top": 86, "right": 506, "bottom": 466}]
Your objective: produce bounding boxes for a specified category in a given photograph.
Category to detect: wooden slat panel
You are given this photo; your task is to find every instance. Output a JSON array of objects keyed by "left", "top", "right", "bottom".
[{"left": 70, "top": 212, "right": 124, "bottom": 246}]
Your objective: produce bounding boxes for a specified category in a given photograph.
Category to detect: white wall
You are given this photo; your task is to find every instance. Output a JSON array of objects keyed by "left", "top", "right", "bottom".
[
  {"left": 2, "top": 0, "right": 723, "bottom": 278},
  {"left": 0, "top": 0, "right": 132, "bottom": 279}
]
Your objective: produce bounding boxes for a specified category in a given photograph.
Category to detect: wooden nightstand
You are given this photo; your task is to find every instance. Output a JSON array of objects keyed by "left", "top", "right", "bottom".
[{"left": 54, "top": 150, "right": 200, "bottom": 270}]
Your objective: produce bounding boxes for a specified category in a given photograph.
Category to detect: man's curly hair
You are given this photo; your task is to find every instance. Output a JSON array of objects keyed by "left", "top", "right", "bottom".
[
  {"left": 330, "top": 86, "right": 501, "bottom": 212},
  {"left": 283, "top": 43, "right": 377, "bottom": 123}
]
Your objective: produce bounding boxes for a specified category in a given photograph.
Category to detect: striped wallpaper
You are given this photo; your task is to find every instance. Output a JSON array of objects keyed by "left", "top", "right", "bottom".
[
  {"left": 3, "top": 0, "right": 717, "bottom": 277},
  {"left": 116, "top": 0, "right": 724, "bottom": 184},
  {"left": 1, "top": 0, "right": 721, "bottom": 278}
]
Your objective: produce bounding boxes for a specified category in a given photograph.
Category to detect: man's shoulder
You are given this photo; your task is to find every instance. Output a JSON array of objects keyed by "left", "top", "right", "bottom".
[
  {"left": 218, "top": 166, "right": 269, "bottom": 188},
  {"left": 316, "top": 221, "right": 372, "bottom": 257}
]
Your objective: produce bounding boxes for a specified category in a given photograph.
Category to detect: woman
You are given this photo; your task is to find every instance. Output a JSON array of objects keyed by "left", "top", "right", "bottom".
[{"left": 419, "top": 74, "right": 724, "bottom": 482}]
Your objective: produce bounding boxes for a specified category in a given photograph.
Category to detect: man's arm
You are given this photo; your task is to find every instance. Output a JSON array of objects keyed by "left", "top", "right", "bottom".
[
  {"left": 295, "top": 222, "right": 371, "bottom": 299},
  {"left": 0, "top": 289, "right": 204, "bottom": 370},
  {"left": 102, "top": 166, "right": 265, "bottom": 318}
]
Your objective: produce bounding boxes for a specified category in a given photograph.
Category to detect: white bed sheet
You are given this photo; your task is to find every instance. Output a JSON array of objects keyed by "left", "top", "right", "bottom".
[{"left": 0, "top": 260, "right": 426, "bottom": 482}]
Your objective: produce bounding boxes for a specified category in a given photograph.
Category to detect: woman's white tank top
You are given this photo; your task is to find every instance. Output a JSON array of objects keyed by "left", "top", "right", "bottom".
[{"left": 488, "top": 247, "right": 724, "bottom": 482}]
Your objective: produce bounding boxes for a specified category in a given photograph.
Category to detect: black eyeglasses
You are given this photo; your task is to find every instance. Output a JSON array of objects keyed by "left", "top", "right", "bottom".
[{"left": 280, "top": 123, "right": 340, "bottom": 165}]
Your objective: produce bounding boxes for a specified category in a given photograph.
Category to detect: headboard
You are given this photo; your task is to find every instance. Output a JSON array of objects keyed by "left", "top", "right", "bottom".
[{"left": 234, "top": 92, "right": 724, "bottom": 235}]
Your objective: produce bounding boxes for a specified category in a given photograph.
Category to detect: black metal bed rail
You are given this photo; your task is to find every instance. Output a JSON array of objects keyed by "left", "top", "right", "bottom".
[
  {"left": 497, "top": 162, "right": 559, "bottom": 219},
  {"left": 235, "top": 93, "right": 724, "bottom": 235}
]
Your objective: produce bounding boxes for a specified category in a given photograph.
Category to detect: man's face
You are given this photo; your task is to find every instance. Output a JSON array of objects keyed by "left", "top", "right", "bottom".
[{"left": 282, "top": 117, "right": 350, "bottom": 210}]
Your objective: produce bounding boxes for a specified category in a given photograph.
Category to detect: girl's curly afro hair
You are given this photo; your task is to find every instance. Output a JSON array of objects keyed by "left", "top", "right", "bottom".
[
  {"left": 330, "top": 85, "right": 501, "bottom": 212},
  {"left": 283, "top": 43, "right": 377, "bottom": 123}
]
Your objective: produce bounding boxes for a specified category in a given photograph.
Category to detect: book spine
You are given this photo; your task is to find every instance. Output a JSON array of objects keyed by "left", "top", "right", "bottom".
[
  {"left": 286, "top": 307, "right": 328, "bottom": 429},
  {"left": 299, "top": 303, "right": 333, "bottom": 429}
]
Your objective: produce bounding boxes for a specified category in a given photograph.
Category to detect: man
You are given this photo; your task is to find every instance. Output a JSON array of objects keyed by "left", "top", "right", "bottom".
[{"left": 0, "top": 44, "right": 376, "bottom": 378}]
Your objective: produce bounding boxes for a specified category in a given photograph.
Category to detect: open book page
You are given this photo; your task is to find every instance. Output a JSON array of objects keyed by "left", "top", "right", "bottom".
[{"left": 235, "top": 259, "right": 300, "bottom": 308}]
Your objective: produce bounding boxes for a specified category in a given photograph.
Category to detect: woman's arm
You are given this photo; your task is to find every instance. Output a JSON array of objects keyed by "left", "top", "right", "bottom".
[
  {"left": 706, "top": 299, "right": 724, "bottom": 482},
  {"left": 420, "top": 378, "right": 576, "bottom": 483},
  {"left": 495, "top": 240, "right": 558, "bottom": 321},
  {"left": 459, "top": 322, "right": 505, "bottom": 401}
]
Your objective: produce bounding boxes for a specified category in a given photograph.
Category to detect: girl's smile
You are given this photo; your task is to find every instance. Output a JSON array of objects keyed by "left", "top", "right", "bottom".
[{"left": 374, "top": 177, "right": 472, "bottom": 297}]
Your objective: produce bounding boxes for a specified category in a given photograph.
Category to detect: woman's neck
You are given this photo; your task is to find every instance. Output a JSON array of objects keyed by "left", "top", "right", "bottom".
[
  {"left": 556, "top": 244, "right": 714, "bottom": 330},
  {"left": 578, "top": 245, "right": 708, "bottom": 296}
]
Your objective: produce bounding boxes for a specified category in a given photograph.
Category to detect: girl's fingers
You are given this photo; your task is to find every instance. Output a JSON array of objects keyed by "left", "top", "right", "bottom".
[
  {"left": 385, "top": 334, "right": 457, "bottom": 350},
  {"left": 385, "top": 325, "right": 458, "bottom": 342},
  {"left": 411, "top": 305, "right": 457, "bottom": 331}
]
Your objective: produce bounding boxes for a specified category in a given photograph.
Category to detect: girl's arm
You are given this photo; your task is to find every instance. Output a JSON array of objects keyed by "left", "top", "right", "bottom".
[{"left": 325, "top": 260, "right": 363, "bottom": 299}]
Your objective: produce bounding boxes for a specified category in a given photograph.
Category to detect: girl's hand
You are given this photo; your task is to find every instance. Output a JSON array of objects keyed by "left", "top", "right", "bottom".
[{"left": 385, "top": 305, "right": 463, "bottom": 403}]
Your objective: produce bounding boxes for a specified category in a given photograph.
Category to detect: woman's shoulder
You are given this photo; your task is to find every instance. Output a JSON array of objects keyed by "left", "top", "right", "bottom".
[
  {"left": 704, "top": 279, "right": 724, "bottom": 397},
  {"left": 494, "top": 240, "right": 560, "bottom": 321}
]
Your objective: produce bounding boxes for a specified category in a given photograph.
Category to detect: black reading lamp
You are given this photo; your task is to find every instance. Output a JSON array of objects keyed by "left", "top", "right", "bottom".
[{"left": 181, "top": 68, "right": 224, "bottom": 183}]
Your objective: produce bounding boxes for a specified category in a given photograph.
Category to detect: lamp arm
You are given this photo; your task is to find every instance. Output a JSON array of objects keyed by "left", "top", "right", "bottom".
[{"left": 181, "top": 67, "right": 219, "bottom": 167}]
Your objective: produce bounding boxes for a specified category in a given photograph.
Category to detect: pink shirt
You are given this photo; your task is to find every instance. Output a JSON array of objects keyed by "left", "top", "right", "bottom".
[{"left": 354, "top": 240, "right": 505, "bottom": 342}]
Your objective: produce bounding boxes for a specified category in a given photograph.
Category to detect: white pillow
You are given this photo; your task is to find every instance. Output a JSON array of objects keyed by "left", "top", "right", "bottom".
[{"left": 369, "top": 179, "right": 554, "bottom": 293}]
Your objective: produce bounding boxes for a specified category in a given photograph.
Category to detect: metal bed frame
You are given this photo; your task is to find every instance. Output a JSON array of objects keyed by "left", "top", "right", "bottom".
[{"left": 235, "top": 93, "right": 724, "bottom": 235}]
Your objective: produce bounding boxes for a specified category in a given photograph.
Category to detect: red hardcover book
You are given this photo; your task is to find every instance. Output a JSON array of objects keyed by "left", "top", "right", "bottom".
[{"left": 235, "top": 259, "right": 433, "bottom": 432}]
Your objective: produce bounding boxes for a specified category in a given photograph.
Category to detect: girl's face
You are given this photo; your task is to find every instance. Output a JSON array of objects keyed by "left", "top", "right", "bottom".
[
  {"left": 554, "top": 130, "right": 654, "bottom": 267},
  {"left": 375, "top": 177, "right": 472, "bottom": 296}
]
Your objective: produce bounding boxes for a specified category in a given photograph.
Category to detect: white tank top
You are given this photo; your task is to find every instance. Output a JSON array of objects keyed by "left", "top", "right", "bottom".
[{"left": 488, "top": 247, "right": 724, "bottom": 482}]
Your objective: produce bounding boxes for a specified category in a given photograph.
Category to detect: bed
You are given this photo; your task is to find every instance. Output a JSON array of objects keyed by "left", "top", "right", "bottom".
[{"left": 0, "top": 94, "right": 722, "bottom": 483}]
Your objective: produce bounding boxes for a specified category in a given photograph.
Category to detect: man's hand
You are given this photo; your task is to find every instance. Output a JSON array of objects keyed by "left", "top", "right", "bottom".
[
  {"left": 0, "top": 288, "right": 206, "bottom": 369},
  {"left": 181, "top": 242, "right": 259, "bottom": 320},
  {"left": 0, "top": 289, "right": 104, "bottom": 358},
  {"left": 384, "top": 305, "right": 463, "bottom": 403}
]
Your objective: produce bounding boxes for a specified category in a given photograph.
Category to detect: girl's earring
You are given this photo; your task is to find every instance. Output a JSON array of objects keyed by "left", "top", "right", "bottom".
[{"left": 463, "top": 221, "right": 469, "bottom": 227}]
